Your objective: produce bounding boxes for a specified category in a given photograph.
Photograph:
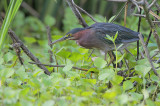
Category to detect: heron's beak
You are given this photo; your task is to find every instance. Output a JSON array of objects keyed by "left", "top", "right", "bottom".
[{"left": 51, "top": 35, "right": 71, "bottom": 45}]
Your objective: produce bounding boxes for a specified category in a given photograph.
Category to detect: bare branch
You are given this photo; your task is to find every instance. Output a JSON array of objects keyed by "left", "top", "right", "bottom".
[
  {"left": 148, "top": 0, "right": 157, "bottom": 10},
  {"left": 111, "top": 3, "right": 127, "bottom": 23},
  {"left": 142, "top": 1, "right": 160, "bottom": 51},
  {"left": 8, "top": 30, "right": 51, "bottom": 75},
  {"left": 65, "top": 0, "right": 88, "bottom": 27},
  {"left": 106, "top": 0, "right": 127, "bottom": 2},
  {"left": 133, "top": 14, "right": 146, "bottom": 18},
  {"left": 155, "top": 2, "right": 160, "bottom": 11},
  {"left": 21, "top": 1, "right": 40, "bottom": 18},
  {"left": 46, "top": 26, "right": 54, "bottom": 63},
  {"left": 138, "top": 33, "right": 159, "bottom": 77},
  {"left": 29, "top": 62, "right": 89, "bottom": 72},
  {"left": 74, "top": 4, "right": 97, "bottom": 22},
  {"left": 129, "top": 0, "right": 141, "bottom": 12}
]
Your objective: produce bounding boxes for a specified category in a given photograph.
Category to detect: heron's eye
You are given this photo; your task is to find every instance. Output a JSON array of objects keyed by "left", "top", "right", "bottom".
[{"left": 67, "top": 34, "right": 72, "bottom": 37}]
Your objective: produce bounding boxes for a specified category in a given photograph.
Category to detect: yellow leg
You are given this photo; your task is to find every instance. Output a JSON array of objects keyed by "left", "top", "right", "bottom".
[{"left": 108, "top": 51, "right": 115, "bottom": 66}]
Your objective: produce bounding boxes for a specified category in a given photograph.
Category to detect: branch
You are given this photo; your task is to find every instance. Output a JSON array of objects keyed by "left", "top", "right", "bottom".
[
  {"left": 65, "top": 0, "right": 88, "bottom": 27},
  {"left": 29, "top": 62, "right": 89, "bottom": 72},
  {"left": 138, "top": 33, "right": 159, "bottom": 77},
  {"left": 142, "top": 1, "right": 160, "bottom": 51},
  {"left": 155, "top": 2, "right": 160, "bottom": 11},
  {"left": 74, "top": 4, "right": 97, "bottom": 22},
  {"left": 148, "top": 0, "right": 157, "bottom": 9},
  {"left": 46, "top": 26, "right": 54, "bottom": 63},
  {"left": 8, "top": 30, "right": 51, "bottom": 75},
  {"left": 21, "top": 1, "right": 40, "bottom": 18},
  {"left": 106, "top": 0, "right": 127, "bottom": 2},
  {"left": 133, "top": 14, "right": 146, "bottom": 18}
]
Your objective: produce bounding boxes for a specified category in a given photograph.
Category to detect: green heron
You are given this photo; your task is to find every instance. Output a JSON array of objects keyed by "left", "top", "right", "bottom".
[{"left": 51, "top": 22, "right": 139, "bottom": 65}]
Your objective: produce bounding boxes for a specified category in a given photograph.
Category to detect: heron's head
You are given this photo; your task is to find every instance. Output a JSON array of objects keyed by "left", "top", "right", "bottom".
[{"left": 51, "top": 28, "right": 85, "bottom": 45}]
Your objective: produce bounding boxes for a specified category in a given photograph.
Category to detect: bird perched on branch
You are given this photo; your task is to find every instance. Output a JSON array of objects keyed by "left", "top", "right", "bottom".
[{"left": 51, "top": 22, "right": 139, "bottom": 65}]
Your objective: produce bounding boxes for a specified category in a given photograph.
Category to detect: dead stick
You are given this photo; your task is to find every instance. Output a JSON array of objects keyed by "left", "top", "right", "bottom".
[
  {"left": 46, "top": 26, "right": 54, "bottom": 63},
  {"left": 139, "top": 33, "right": 159, "bottom": 77},
  {"left": 137, "top": 8, "right": 142, "bottom": 60},
  {"left": 65, "top": 0, "right": 88, "bottom": 27},
  {"left": 29, "top": 62, "right": 90, "bottom": 72},
  {"left": 143, "top": 1, "right": 160, "bottom": 51},
  {"left": 74, "top": 4, "right": 97, "bottom": 22},
  {"left": 8, "top": 30, "right": 51, "bottom": 75}
]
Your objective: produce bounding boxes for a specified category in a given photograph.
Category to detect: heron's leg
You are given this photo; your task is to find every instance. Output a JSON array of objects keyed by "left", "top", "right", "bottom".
[
  {"left": 120, "top": 50, "right": 129, "bottom": 70},
  {"left": 125, "top": 48, "right": 134, "bottom": 56},
  {"left": 104, "top": 51, "right": 108, "bottom": 61},
  {"left": 108, "top": 51, "right": 115, "bottom": 66}
]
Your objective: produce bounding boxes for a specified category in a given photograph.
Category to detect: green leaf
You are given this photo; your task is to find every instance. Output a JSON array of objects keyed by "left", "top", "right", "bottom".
[
  {"left": 105, "top": 34, "right": 113, "bottom": 41},
  {"left": 63, "top": 60, "right": 73, "bottom": 72},
  {"left": 151, "top": 75, "right": 159, "bottom": 82},
  {"left": 135, "top": 65, "right": 151, "bottom": 77},
  {"left": 0, "top": 58, "right": 4, "bottom": 64},
  {"left": 44, "top": 15, "right": 56, "bottom": 27},
  {"left": 93, "top": 57, "right": 107, "bottom": 69},
  {"left": 108, "top": 15, "right": 115, "bottom": 23},
  {"left": 113, "top": 31, "right": 118, "bottom": 42},
  {"left": 0, "top": 0, "right": 22, "bottom": 50},
  {"left": 129, "top": 92, "right": 143, "bottom": 102},
  {"left": 16, "top": 66, "right": 28, "bottom": 80},
  {"left": 103, "top": 91, "right": 117, "bottom": 100},
  {"left": 24, "top": 37, "right": 36, "bottom": 44},
  {"left": 99, "top": 69, "right": 115, "bottom": 80},
  {"left": 87, "top": 68, "right": 99, "bottom": 74},
  {"left": 81, "top": 91, "right": 93, "bottom": 96},
  {"left": 146, "top": 99, "right": 156, "bottom": 106},
  {"left": 56, "top": 48, "right": 71, "bottom": 58},
  {"left": 112, "top": 75, "right": 123, "bottom": 85},
  {"left": 142, "top": 89, "right": 149, "bottom": 99},
  {"left": 123, "top": 80, "right": 133, "bottom": 91},
  {"left": 117, "top": 44, "right": 124, "bottom": 50},
  {"left": 118, "top": 94, "right": 128, "bottom": 104},
  {"left": 4, "top": 52, "right": 14, "bottom": 62},
  {"left": 0, "top": 68, "right": 14, "bottom": 78},
  {"left": 117, "top": 53, "right": 125, "bottom": 63}
]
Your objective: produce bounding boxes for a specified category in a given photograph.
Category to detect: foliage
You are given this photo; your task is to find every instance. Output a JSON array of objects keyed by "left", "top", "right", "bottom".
[
  {"left": 0, "top": 0, "right": 22, "bottom": 50},
  {"left": 0, "top": 0, "right": 160, "bottom": 106}
]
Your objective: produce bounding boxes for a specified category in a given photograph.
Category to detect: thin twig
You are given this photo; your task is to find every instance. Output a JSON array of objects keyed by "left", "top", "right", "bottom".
[
  {"left": 137, "top": 8, "right": 142, "bottom": 60},
  {"left": 87, "top": 49, "right": 95, "bottom": 60},
  {"left": 10, "top": 34, "right": 24, "bottom": 65},
  {"left": 133, "top": 14, "right": 146, "bottom": 18},
  {"left": 29, "top": 62, "right": 89, "bottom": 72},
  {"left": 74, "top": 4, "right": 97, "bottom": 22},
  {"left": 145, "top": 29, "right": 152, "bottom": 46},
  {"left": 155, "top": 2, "right": 160, "bottom": 11},
  {"left": 152, "top": 84, "right": 158, "bottom": 101},
  {"left": 125, "top": 48, "right": 134, "bottom": 56},
  {"left": 148, "top": 0, "right": 157, "bottom": 10},
  {"left": 153, "top": 21, "right": 160, "bottom": 23},
  {"left": 8, "top": 30, "right": 51, "bottom": 75},
  {"left": 129, "top": 0, "right": 141, "bottom": 12},
  {"left": 111, "top": 3, "right": 126, "bottom": 23},
  {"left": 124, "top": 2, "right": 128, "bottom": 27},
  {"left": 21, "top": 1, "right": 40, "bottom": 18},
  {"left": 138, "top": 33, "right": 159, "bottom": 77},
  {"left": 142, "top": 1, "right": 160, "bottom": 51},
  {"left": 151, "top": 50, "right": 159, "bottom": 59},
  {"left": 106, "top": 0, "right": 127, "bottom": 2},
  {"left": 120, "top": 51, "right": 129, "bottom": 74},
  {"left": 65, "top": 0, "right": 88, "bottom": 27},
  {"left": 46, "top": 26, "right": 54, "bottom": 63}
]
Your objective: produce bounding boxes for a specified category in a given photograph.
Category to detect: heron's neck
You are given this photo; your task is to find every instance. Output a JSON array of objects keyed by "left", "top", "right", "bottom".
[{"left": 72, "top": 29, "right": 94, "bottom": 40}]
